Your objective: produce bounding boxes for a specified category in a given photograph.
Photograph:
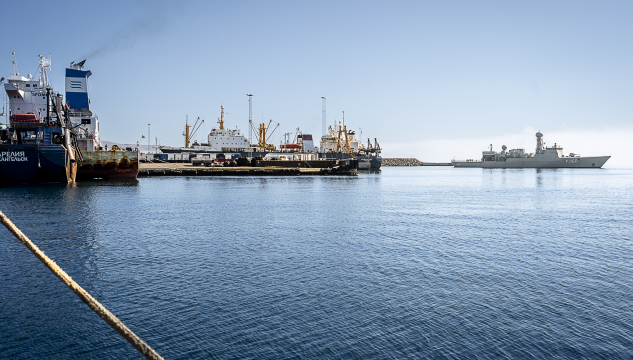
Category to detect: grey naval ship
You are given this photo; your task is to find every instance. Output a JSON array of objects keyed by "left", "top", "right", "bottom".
[{"left": 452, "top": 131, "right": 610, "bottom": 168}]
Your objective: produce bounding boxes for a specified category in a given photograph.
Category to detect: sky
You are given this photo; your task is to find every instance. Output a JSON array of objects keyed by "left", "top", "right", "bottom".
[{"left": 2, "top": 0, "right": 632, "bottom": 166}]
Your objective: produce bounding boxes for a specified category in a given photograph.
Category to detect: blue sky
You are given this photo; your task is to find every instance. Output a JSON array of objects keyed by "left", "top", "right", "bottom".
[{"left": 2, "top": 1, "right": 632, "bottom": 164}]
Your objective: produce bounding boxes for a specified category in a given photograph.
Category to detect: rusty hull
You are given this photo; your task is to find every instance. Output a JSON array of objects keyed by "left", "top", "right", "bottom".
[{"left": 77, "top": 151, "right": 139, "bottom": 180}]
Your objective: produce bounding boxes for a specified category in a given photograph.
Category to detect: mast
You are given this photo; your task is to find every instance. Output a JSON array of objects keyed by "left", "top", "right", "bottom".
[
  {"left": 343, "top": 111, "right": 350, "bottom": 154},
  {"left": 259, "top": 123, "right": 266, "bottom": 150},
  {"left": 336, "top": 120, "right": 342, "bottom": 153},
  {"left": 12, "top": 52, "right": 17, "bottom": 76},
  {"left": 247, "top": 94, "right": 253, "bottom": 144},
  {"left": 184, "top": 115, "right": 190, "bottom": 148},
  {"left": 37, "top": 54, "right": 51, "bottom": 88},
  {"left": 536, "top": 131, "right": 544, "bottom": 152},
  {"left": 218, "top": 105, "right": 225, "bottom": 130}
]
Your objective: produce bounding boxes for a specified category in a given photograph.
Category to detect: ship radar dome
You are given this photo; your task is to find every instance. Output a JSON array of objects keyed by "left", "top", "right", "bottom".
[
  {"left": 502, "top": 145, "right": 507, "bottom": 151},
  {"left": 536, "top": 131, "right": 543, "bottom": 138}
]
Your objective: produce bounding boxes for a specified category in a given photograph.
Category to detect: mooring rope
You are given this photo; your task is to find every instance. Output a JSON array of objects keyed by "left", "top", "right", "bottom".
[{"left": 0, "top": 211, "right": 164, "bottom": 360}]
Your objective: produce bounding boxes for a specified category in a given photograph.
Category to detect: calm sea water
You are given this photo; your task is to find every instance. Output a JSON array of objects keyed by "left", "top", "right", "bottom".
[{"left": 1, "top": 167, "right": 632, "bottom": 359}]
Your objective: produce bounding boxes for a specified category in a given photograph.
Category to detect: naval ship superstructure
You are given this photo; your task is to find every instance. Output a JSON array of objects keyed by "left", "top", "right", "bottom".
[{"left": 452, "top": 131, "right": 610, "bottom": 168}]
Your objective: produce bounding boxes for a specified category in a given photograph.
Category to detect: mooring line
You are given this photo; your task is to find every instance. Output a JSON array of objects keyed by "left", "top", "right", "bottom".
[{"left": 0, "top": 211, "right": 164, "bottom": 360}]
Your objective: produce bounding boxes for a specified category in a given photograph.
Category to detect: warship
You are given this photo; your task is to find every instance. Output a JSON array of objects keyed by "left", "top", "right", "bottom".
[{"left": 452, "top": 131, "right": 610, "bottom": 168}]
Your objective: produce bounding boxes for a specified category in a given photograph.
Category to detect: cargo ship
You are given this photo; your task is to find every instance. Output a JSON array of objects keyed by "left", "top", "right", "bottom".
[
  {"left": 0, "top": 54, "right": 82, "bottom": 184},
  {"left": 1, "top": 53, "right": 138, "bottom": 183},
  {"left": 318, "top": 120, "right": 382, "bottom": 170},
  {"left": 64, "top": 60, "right": 138, "bottom": 180},
  {"left": 452, "top": 131, "right": 610, "bottom": 168},
  {"left": 158, "top": 106, "right": 258, "bottom": 154},
  {"left": 156, "top": 107, "right": 381, "bottom": 170}
]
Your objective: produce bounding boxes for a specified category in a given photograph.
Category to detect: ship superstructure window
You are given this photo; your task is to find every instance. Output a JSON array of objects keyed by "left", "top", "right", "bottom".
[
  {"left": 26, "top": 84, "right": 30, "bottom": 87},
  {"left": 33, "top": 84, "right": 37, "bottom": 88}
]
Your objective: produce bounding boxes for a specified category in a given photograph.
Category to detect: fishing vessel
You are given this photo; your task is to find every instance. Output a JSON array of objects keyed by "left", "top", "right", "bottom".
[
  {"left": 452, "top": 131, "right": 610, "bottom": 168},
  {"left": 0, "top": 54, "right": 82, "bottom": 184}
]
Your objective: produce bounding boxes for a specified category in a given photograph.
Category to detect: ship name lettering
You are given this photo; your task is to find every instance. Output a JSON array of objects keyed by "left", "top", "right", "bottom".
[{"left": 0, "top": 151, "right": 28, "bottom": 162}]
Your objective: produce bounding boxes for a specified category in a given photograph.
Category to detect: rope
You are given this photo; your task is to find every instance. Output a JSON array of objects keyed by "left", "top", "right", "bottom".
[{"left": 0, "top": 211, "right": 164, "bottom": 360}]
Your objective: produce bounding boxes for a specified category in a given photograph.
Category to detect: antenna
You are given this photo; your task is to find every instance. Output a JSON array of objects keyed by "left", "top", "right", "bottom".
[
  {"left": 12, "top": 52, "right": 18, "bottom": 76},
  {"left": 321, "top": 97, "right": 326, "bottom": 136},
  {"left": 247, "top": 94, "right": 253, "bottom": 144}
]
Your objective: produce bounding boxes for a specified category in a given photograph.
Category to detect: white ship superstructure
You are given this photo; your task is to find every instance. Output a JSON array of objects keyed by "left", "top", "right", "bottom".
[
  {"left": 318, "top": 118, "right": 382, "bottom": 169},
  {"left": 280, "top": 129, "right": 317, "bottom": 153},
  {"left": 205, "top": 106, "right": 250, "bottom": 150},
  {"left": 160, "top": 106, "right": 251, "bottom": 153},
  {"left": 4, "top": 53, "right": 51, "bottom": 123},
  {"left": 319, "top": 123, "right": 360, "bottom": 154}
]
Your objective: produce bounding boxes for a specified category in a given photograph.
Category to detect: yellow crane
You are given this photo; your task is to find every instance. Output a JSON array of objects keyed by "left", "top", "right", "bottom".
[
  {"left": 336, "top": 111, "right": 351, "bottom": 154},
  {"left": 251, "top": 119, "right": 280, "bottom": 151},
  {"left": 217, "top": 105, "right": 225, "bottom": 130},
  {"left": 183, "top": 115, "right": 204, "bottom": 148}
]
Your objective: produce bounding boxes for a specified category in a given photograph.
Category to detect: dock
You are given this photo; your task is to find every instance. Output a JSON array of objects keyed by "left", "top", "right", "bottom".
[{"left": 138, "top": 163, "right": 357, "bottom": 177}]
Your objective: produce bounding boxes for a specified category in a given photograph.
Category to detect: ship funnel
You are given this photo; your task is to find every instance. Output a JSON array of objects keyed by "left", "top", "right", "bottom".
[
  {"left": 69, "top": 59, "right": 86, "bottom": 70},
  {"left": 66, "top": 61, "right": 92, "bottom": 110}
]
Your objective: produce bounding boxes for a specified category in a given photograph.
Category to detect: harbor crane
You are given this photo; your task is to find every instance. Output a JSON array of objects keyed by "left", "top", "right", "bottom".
[
  {"left": 250, "top": 119, "right": 279, "bottom": 151},
  {"left": 183, "top": 115, "right": 204, "bottom": 148}
]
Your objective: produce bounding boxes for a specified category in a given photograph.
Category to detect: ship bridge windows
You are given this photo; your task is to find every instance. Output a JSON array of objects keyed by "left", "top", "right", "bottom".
[{"left": 25, "top": 84, "right": 30, "bottom": 87}]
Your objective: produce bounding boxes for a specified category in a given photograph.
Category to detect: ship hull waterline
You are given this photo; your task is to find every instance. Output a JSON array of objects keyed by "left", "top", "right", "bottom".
[
  {"left": 76, "top": 151, "right": 139, "bottom": 180},
  {"left": 0, "top": 145, "right": 76, "bottom": 184},
  {"left": 452, "top": 156, "right": 611, "bottom": 168}
]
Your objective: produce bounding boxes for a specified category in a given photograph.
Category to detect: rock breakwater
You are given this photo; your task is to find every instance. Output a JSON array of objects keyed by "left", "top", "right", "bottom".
[{"left": 382, "top": 158, "right": 423, "bottom": 166}]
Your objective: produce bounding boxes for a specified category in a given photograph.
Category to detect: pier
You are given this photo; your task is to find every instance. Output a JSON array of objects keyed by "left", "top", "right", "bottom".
[{"left": 138, "top": 162, "right": 357, "bottom": 176}]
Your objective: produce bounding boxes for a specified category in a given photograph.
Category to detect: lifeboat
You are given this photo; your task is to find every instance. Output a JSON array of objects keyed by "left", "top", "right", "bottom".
[{"left": 10, "top": 113, "right": 39, "bottom": 123}]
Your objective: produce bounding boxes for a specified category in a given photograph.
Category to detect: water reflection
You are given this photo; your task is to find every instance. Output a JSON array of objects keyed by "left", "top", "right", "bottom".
[{"left": 358, "top": 169, "right": 382, "bottom": 175}]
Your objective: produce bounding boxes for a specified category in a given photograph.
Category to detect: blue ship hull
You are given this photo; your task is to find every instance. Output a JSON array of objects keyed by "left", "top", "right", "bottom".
[{"left": 0, "top": 144, "right": 73, "bottom": 184}]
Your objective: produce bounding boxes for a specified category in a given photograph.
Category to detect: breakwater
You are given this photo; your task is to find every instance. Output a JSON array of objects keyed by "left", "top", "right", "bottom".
[
  {"left": 382, "top": 158, "right": 422, "bottom": 166},
  {"left": 382, "top": 158, "right": 453, "bottom": 166}
]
